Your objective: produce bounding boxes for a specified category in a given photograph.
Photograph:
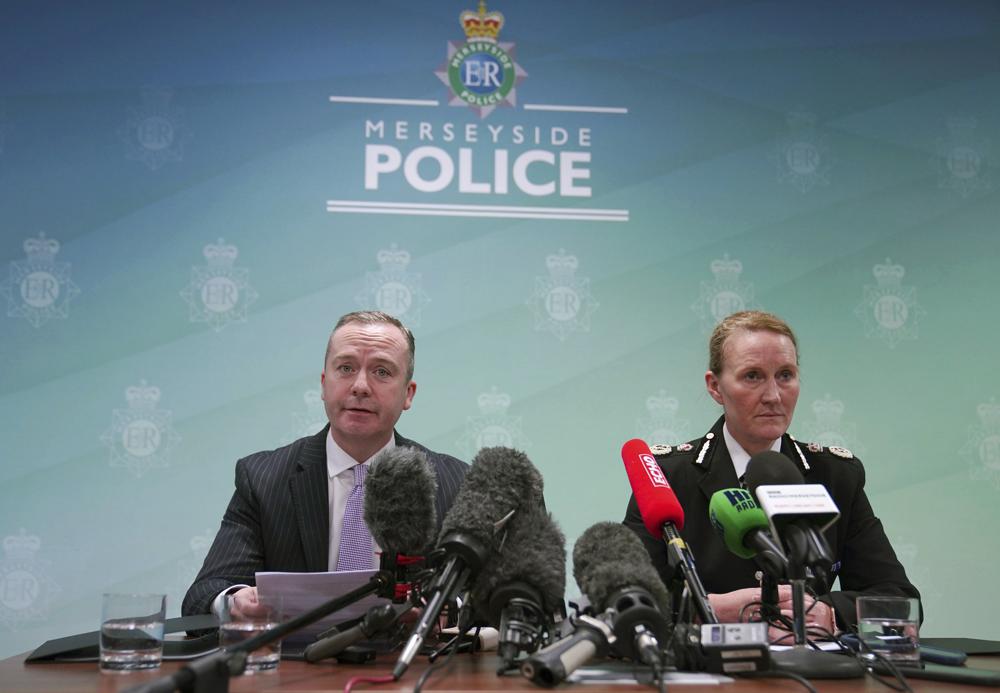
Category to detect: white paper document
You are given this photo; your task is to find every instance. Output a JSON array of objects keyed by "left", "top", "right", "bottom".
[{"left": 255, "top": 569, "right": 389, "bottom": 637}]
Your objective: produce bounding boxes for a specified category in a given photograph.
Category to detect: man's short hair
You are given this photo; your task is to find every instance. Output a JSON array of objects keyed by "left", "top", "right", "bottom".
[
  {"left": 326, "top": 311, "right": 416, "bottom": 380},
  {"left": 708, "top": 310, "right": 799, "bottom": 375}
]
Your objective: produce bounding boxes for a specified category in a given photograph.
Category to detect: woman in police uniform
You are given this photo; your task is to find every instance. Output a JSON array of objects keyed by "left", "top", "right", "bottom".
[{"left": 623, "top": 310, "right": 919, "bottom": 632}]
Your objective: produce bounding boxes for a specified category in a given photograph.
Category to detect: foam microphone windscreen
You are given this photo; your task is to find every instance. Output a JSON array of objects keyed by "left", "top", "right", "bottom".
[
  {"left": 438, "top": 446, "right": 544, "bottom": 547},
  {"left": 470, "top": 504, "right": 566, "bottom": 625},
  {"left": 621, "top": 438, "right": 685, "bottom": 535},
  {"left": 363, "top": 447, "right": 438, "bottom": 556},
  {"left": 572, "top": 521, "right": 670, "bottom": 613}
]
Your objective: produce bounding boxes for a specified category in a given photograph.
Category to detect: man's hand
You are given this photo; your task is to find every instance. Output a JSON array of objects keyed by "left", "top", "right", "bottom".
[
  {"left": 228, "top": 586, "right": 268, "bottom": 621},
  {"left": 707, "top": 585, "right": 837, "bottom": 643}
]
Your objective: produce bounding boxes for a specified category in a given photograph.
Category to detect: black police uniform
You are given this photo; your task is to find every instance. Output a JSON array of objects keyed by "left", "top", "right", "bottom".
[{"left": 623, "top": 416, "right": 920, "bottom": 629}]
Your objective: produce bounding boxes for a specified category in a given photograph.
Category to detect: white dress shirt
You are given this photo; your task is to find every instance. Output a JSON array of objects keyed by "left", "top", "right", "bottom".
[
  {"left": 325, "top": 429, "right": 389, "bottom": 571},
  {"left": 722, "top": 422, "right": 782, "bottom": 482}
]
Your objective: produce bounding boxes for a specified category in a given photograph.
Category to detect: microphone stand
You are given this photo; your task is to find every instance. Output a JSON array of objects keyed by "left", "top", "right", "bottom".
[
  {"left": 767, "top": 546, "right": 863, "bottom": 680},
  {"left": 124, "top": 570, "right": 398, "bottom": 693}
]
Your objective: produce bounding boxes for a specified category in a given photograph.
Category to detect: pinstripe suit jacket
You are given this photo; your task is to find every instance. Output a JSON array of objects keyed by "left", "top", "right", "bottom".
[{"left": 182, "top": 426, "right": 468, "bottom": 617}]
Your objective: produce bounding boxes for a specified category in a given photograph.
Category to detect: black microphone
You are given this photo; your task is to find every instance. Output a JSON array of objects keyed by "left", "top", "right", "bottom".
[
  {"left": 520, "top": 613, "right": 613, "bottom": 687},
  {"left": 572, "top": 522, "right": 672, "bottom": 667},
  {"left": 303, "top": 602, "right": 405, "bottom": 662},
  {"left": 743, "top": 451, "right": 835, "bottom": 583},
  {"left": 470, "top": 504, "right": 565, "bottom": 672},
  {"left": 393, "top": 446, "right": 544, "bottom": 680}
]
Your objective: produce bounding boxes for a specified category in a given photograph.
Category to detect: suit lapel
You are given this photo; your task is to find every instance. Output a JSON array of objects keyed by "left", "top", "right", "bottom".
[{"left": 289, "top": 427, "right": 330, "bottom": 572}]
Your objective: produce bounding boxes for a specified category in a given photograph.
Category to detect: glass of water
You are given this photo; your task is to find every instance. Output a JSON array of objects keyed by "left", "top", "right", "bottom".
[
  {"left": 219, "top": 594, "right": 284, "bottom": 673},
  {"left": 99, "top": 593, "right": 166, "bottom": 672},
  {"left": 856, "top": 596, "right": 920, "bottom": 664}
]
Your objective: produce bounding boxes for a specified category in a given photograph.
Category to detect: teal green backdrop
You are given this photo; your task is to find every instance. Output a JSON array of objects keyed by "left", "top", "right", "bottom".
[{"left": 1, "top": 1, "right": 998, "bottom": 656}]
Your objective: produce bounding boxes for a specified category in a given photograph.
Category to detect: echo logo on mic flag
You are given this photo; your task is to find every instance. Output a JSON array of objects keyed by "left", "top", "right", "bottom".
[{"left": 640, "top": 453, "right": 670, "bottom": 489}]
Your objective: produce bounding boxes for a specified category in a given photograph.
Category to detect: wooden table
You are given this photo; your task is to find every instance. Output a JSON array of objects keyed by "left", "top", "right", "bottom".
[{"left": 3, "top": 651, "right": 997, "bottom": 692}]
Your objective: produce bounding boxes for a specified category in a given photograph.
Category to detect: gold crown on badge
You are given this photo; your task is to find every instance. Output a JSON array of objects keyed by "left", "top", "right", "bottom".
[{"left": 461, "top": 1, "right": 504, "bottom": 41}]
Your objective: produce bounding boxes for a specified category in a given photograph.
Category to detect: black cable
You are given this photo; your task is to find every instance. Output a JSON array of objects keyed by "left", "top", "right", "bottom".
[{"left": 412, "top": 606, "right": 477, "bottom": 693}]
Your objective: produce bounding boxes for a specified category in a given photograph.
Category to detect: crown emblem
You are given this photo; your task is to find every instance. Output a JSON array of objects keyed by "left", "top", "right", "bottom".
[
  {"left": 4, "top": 528, "right": 41, "bottom": 560},
  {"left": 203, "top": 238, "right": 239, "bottom": 266},
  {"left": 23, "top": 233, "right": 60, "bottom": 262},
  {"left": 126, "top": 380, "right": 161, "bottom": 409},
  {"left": 710, "top": 254, "right": 743, "bottom": 284},
  {"left": 872, "top": 258, "right": 905, "bottom": 286},
  {"left": 546, "top": 249, "right": 579, "bottom": 279},
  {"left": 189, "top": 530, "right": 214, "bottom": 553},
  {"left": 477, "top": 386, "right": 511, "bottom": 416},
  {"left": 377, "top": 243, "right": 411, "bottom": 272},
  {"left": 978, "top": 399, "right": 1000, "bottom": 430},
  {"left": 812, "top": 394, "right": 845, "bottom": 428},
  {"left": 646, "top": 390, "right": 679, "bottom": 418},
  {"left": 461, "top": 1, "right": 504, "bottom": 41},
  {"left": 303, "top": 389, "right": 323, "bottom": 408}
]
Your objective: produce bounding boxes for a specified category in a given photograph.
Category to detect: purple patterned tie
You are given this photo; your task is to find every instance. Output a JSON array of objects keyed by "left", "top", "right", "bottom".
[{"left": 336, "top": 463, "right": 373, "bottom": 571}]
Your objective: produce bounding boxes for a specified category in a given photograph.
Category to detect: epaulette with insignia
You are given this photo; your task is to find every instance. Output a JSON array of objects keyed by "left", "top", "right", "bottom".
[
  {"left": 828, "top": 446, "right": 854, "bottom": 459},
  {"left": 649, "top": 444, "right": 672, "bottom": 455},
  {"left": 676, "top": 443, "right": 694, "bottom": 452}
]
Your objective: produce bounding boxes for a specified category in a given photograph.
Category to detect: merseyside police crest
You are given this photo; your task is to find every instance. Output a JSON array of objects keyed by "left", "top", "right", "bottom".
[
  {"left": 527, "top": 249, "right": 599, "bottom": 342},
  {"left": 457, "top": 386, "right": 529, "bottom": 455},
  {"left": 100, "top": 380, "right": 181, "bottom": 477},
  {"left": 121, "top": 88, "right": 191, "bottom": 171},
  {"left": 435, "top": 1, "right": 527, "bottom": 118},
  {"left": 180, "top": 238, "right": 259, "bottom": 332},
  {"left": 771, "top": 109, "right": 833, "bottom": 193},
  {"left": 962, "top": 399, "right": 1000, "bottom": 490},
  {"left": 288, "top": 389, "right": 328, "bottom": 443},
  {"left": 936, "top": 116, "right": 991, "bottom": 198},
  {"left": 636, "top": 391, "right": 691, "bottom": 447},
  {"left": 798, "top": 394, "right": 866, "bottom": 458},
  {"left": 854, "top": 258, "right": 926, "bottom": 349},
  {"left": 1, "top": 233, "right": 80, "bottom": 328},
  {"left": 692, "top": 255, "right": 758, "bottom": 331},
  {"left": 0, "top": 529, "right": 61, "bottom": 631},
  {"left": 355, "top": 244, "right": 430, "bottom": 327}
]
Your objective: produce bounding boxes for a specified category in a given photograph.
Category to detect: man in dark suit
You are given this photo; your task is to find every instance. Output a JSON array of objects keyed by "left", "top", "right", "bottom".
[{"left": 183, "top": 311, "right": 468, "bottom": 619}]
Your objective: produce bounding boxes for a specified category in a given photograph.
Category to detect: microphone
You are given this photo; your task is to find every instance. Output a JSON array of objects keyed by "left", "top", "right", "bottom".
[
  {"left": 470, "top": 504, "right": 565, "bottom": 673},
  {"left": 621, "top": 439, "right": 717, "bottom": 624},
  {"left": 572, "top": 522, "right": 672, "bottom": 667},
  {"left": 364, "top": 446, "right": 439, "bottom": 558},
  {"left": 303, "top": 602, "right": 404, "bottom": 662},
  {"left": 393, "top": 446, "right": 544, "bottom": 680},
  {"left": 520, "top": 522, "right": 672, "bottom": 687},
  {"left": 708, "top": 488, "right": 788, "bottom": 578},
  {"left": 743, "top": 451, "right": 837, "bottom": 582}
]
